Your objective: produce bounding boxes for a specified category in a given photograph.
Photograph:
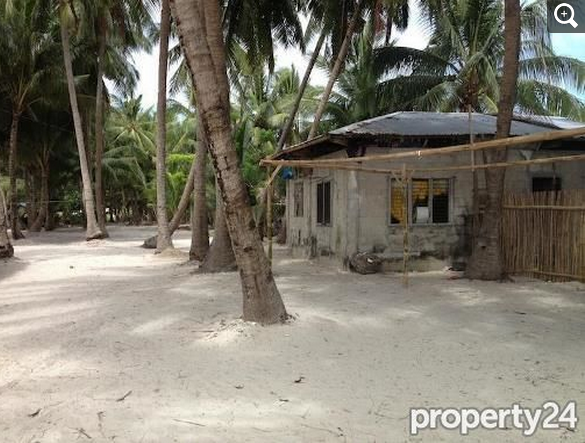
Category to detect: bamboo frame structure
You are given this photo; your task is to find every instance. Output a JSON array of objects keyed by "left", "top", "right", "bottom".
[
  {"left": 501, "top": 190, "right": 585, "bottom": 282},
  {"left": 263, "top": 127, "right": 585, "bottom": 282},
  {"left": 263, "top": 153, "right": 585, "bottom": 176},
  {"left": 267, "top": 177, "right": 274, "bottom": 264},
  {"left": 401, "top": 165, "right": 410, "bottom": 287},
  {"left": 263, "top": 126, "right": 585, "bottom": 167}
]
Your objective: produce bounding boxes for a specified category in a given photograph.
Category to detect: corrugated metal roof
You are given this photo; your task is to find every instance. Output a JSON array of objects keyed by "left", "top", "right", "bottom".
[
  {"left": 328, "top": 111, "right": 582, "bottom": 137},
  {"left": 515, "top": 115, "right": 585, "bottom": 130},
  {"left": 271, "top": 112, "right": 585, "bottom": 160}
]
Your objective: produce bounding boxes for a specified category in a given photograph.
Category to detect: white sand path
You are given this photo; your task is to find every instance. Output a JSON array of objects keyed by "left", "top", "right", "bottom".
[{"left": 0, "top": 226, "right": 584, "bottom": 442}]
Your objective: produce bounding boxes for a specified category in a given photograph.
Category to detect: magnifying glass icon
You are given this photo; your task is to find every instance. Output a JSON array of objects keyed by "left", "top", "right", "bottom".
[{"left": 554, "top": 3, "right": 578, "bottom": 28}]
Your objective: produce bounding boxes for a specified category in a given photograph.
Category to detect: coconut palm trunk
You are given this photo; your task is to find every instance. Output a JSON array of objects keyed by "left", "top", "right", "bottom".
[
  {"left": 278, "top": 30, "right": 326, "bottom": 149},
  {"left": 0, "top": 187, "right": 14, "bottom": 258},
  {"left": 8, "top": 110, "right": 25, "bottom": 240},
  {"left": 170, "top": 157, "right": 197, "bottom": 232},
  {"left": 95, "top": 25, "right": 109, "bottom": 237},
  {"left": 200, "top": 182, "right": 235, "bottom": 271},
  {"left": 170, "top": 0, "right": 287, "bottom": 324},
  {"left": 465, "top": 0, "right": 521, "bottom": 280},
  {"left": 26, "top": 172, "right": 37, "bottom": 230},
  {"left": 30, "top": 148, "right": 50, "bottom": 233},
  {"left": 155, "top": 0, "right": 173, "bottom": 252},
  {"left": 59, "top": 4, "right": 103, "bottom": 241},
  {"left": 142, "top": 152, "right": 198, "bottom": 248},
  {"left": 308, "top": 0, "right": 364, "bottom": 140},
  {"left": 190, "top": 122, "right": 210, "bottom": 261}
]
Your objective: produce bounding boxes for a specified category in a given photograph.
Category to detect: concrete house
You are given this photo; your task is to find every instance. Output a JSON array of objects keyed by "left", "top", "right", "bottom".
[{"left": 273, "top": 112, "right": 585, "bottom": 268}]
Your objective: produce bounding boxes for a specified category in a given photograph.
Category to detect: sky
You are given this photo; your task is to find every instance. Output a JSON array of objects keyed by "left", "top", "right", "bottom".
[{"left": 131, "top": 5, "right": 585, "bottom": 109}]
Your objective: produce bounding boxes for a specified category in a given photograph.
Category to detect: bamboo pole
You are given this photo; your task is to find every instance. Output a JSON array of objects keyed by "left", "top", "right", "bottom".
[
  {"left": 267, "top": 169, "right": 274, "bottom": 265},
  {"left": 581, "top": 212, "right": 585, "bottom": 282},
  {"left": 262, "top": 126, "right": 585, "bottom": 167},
  {"left": 402, "top": 164, "right": 410, "bottom": 288},
  {"left": 267, "top": 165, "right": 283, "bottom": 187},
  {"left": 263, "top": 152, "right": 585, "bottom": 175},
  {"left": 469, "top": 107, "right": 480, "bottom": 242}
]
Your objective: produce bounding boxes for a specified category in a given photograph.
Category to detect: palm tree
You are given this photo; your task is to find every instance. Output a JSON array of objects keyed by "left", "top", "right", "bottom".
[
  {"left": 308, "top": 0, "right": 366, "bottom": 138},
  {"left": 304, "top": 0, "right": 414, "bottom": 138},
  {"left": 223, "top": 0, "right": 304, "bottom": 71},
  {"left": 170, "top": 0, "right": 288, "bottom": 324},
  {"left": 59, "top": 0, "right": 103, "bottom": 240},
  {"left": 380, "top": 0, "right": 585, "bottom": 116},
  {"left": 0, "top": 0, "right": 61, "bottom": 239},
  {"left": 322, "top": 22, "right": 394, "bottom": 127},
  {"left": 190, "top": 123, "right": 210, "bottom": 261},
  {"left": 89, "top": 0, "right": 153, "bottom": 236},
  {"left": 104, "top": 95, "right": 154, "bottom": 223},
  {"left": 466, "top": 0, "right": 522, "bottom": 280},
  {"left": 20, "top": 105, "right": 74, "bottom": 232},
  {"left": 0, "top": 186, "right": 13, "bottom": 258},
  {"left": 154, "top": 0, "right": 173, "bottom": 252}
]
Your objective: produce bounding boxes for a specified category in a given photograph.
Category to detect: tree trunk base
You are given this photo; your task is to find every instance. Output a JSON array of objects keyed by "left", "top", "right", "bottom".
[
  {"left": 86, "top": 230, "right": 105, "bottom": 241},
  {"left": 465, "top": 245, "right": 505, "bottom": 281},
  {"left": 142, "top": 235, "right": 158, "bottom": 249},
  {"left": 199, "top": 253, "right": 237, "bottom": 273},
  {"left": 242, "top": 274, "right": 289, "bottom": 325},
  {"left": 0, "top": 243, "right": 14, "bottom": 259},
  {"left": 189, "top": 249, "right": 208, "bottom": 262},
  {"left": 276, "top": 220, "right": 287, "bottom": 245},
  {"left": 12, "top": 228, "right": 25, "bottom": 240}
]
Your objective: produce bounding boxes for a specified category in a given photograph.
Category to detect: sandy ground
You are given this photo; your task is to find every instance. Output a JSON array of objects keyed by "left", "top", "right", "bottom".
[{"left": 0, "top": 226, "right": 584, "bottom": 442}]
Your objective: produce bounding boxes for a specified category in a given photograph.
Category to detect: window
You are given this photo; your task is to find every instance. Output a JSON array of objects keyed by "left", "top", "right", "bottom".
[
  {"left": 316, "top": 181, "right": 331, "bottom": 225},
  {"left": 432, "top": 179, "right": 450, "bottom": 223},
  {"left": 412, "top": 179, "right": 430, "bottom": 224},
  {"left": 390, "top": 179, "right": 407, "bottom": 224},
  {"left": 293, "top": 182, "right": 304, "bottom": 217},
  {"left": 390, "top": 178, "right": 451, "bottom": 225},
  {"left": 532, "top": 177, "right": 562, "bottom": 193}
]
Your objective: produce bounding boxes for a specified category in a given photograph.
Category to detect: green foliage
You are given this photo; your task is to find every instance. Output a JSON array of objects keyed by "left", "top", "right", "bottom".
[
  {"left": 372, "top": 0, "right": 585, "bottom": 118},
  {"left": 2, "top": 0, "right": 584, "bottom": 232}
]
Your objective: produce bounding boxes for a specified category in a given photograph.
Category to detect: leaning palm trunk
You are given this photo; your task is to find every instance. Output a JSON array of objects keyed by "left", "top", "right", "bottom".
[
  {"left": 308, "top": 0, "right": 364, "bottom": 140},
  {"left": 155, "top": 0, "right": 173, "bottom": 252},
  {"left": 0, "top": 187, "right": 14, "bottom": 258},
  {"left": 8, "top": 111, "right": 24, "bottom": 240},
  {"left": 190, "top": 123, "right": 210, "bottom": 261},
  {"left": 94, "top": 26, "right": 109, "bottom": 237},
  {"left": 26, "top": 172, "right": 37, "bottom": 230},
  {"left": 30, "top": 151, "right": 50, "bottom": 233},
  {"left": 466, "top": 0, "right": 521, "bottom": 280},
  {"left": 59, "top": 4, "right": 103, "bottom": 241},
  {"left": 278, "top": 30, "right": 326, "bottom": 149},
  {"left": 200, "top": 188, "right": 235, "bottom": 271},
  {"left": 142, "top": 152, "right": 198, "bottom": 248},
  {"left": 170, "top": 0, "right": 287, "bottom": 324}
]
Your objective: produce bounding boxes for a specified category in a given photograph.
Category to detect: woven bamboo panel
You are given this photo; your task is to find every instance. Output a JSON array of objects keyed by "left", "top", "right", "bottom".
[{"left": 502, "top": 190, "right": 585, "bottom": 282}]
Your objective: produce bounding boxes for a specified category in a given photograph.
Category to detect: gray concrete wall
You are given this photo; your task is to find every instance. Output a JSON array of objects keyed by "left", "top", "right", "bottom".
[{"left": 286, "top": 146, "right": 585, "bottom": 265}]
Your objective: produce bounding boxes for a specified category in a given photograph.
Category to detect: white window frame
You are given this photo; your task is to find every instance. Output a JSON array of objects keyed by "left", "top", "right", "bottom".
[{"left": 388, "top": 177, "right": 454, "bottom": 226}]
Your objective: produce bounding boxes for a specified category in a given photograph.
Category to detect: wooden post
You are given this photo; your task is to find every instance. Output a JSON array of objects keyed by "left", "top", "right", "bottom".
[
  {"left": 402, "top": 164, "right": 410, "bottom": 287},
  {"left": 581, "top": 213, "right": 585, "bottom": 283},
  {"left": 469, "top": 107, "right": 480, "bottom": 242},
  {"left": 267, "top": 170, "right": 274, "bottom": 265}
]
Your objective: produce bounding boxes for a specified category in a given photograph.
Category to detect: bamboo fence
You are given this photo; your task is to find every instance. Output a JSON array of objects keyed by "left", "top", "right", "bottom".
[{"left": 501, "top": 190, "right": 585, "bottom": 282}]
